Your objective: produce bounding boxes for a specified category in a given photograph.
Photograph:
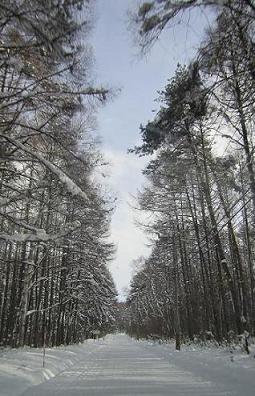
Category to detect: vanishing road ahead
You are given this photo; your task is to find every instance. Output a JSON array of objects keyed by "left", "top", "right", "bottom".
[{"left": 21, "top": 334, "right": 254, "bottom": 396}]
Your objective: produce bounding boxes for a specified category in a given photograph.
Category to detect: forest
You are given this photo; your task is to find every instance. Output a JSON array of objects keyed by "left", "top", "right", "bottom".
[
  {"left": 0, "top": 0, "right": 117, "bottom": 348},
  {"left": 1, "top": 0, "right": 255, "bottom": 354},
  {"left": 127, "top": 0, "right": 255, "bottom": 350}
]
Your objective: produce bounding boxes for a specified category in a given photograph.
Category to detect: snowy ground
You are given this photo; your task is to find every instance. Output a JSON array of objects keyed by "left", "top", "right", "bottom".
[
  {"left": 140, "top": 337, "right": 255, "bottom": 395},
  {"left": 0, "top": 334, "right": 254, "bottom": 396},
  {"left": 0, "top": 339, "right": 100, "bottom": 396}
]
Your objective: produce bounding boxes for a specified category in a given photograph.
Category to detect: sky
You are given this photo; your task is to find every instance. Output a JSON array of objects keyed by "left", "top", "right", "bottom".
[{"left": 90, "top": 0, "right": 213, "bottom": 299}]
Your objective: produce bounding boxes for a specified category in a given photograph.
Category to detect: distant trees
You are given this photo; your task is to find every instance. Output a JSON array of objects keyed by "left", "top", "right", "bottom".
[
  {"left": 127, "top": 1, "right": 255, "bottom": 348},
  {"left": 0, "top": 0, "right": 117, "bottom": 347}
]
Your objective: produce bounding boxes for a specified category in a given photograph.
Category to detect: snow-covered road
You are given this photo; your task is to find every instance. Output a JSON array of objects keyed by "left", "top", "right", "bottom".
[{"left": 20, "top": 334, "right": 254, "bottom": 396}]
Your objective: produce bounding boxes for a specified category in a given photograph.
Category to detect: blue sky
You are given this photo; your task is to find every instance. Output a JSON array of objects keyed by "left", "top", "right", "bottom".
[{"left": 90, "top": 0, "right": 213, "bottom": 298}]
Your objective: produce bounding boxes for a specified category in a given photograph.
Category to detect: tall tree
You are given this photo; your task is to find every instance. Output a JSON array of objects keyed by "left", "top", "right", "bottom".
[{"left": 0, "top": 0, "right": 117, "bottom": 348}]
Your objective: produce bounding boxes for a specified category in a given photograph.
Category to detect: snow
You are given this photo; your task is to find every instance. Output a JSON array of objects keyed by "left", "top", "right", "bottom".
[
  {"left": 0, "top": 339, "right": 99, "bottom": 396},
  {"left": 140, "top": 338, "right": 255, "bottom": 395},
  {"left": 1, "top": 135, "right": 88, "bottom": 201},
  {"left": 0, "top": 221, "right": 81, "bottom": 242},
  {"left": 0, "top": 334, "right": 254, "bottom": 395}
]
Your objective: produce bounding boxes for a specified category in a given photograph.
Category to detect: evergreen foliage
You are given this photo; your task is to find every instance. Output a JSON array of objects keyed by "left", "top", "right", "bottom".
[{"left": 128, "top": 1, "right": 255, "bottom": 350}]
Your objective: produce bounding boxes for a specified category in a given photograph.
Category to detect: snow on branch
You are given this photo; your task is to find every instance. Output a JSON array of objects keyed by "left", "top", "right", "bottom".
[
  {"left": 0, "top": 219, "right": 81, "bottom": 243},
  {"left": 1, "top": 134, "right": 89, "bottom": 201}
]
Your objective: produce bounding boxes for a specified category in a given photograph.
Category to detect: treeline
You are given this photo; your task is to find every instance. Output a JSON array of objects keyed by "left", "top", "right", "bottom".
[
  {"left": 0, "top": 0, "right": 117, "bottom": 348},
  {"left": 127, "top": 0, "right": 255, "bottom": 346}
]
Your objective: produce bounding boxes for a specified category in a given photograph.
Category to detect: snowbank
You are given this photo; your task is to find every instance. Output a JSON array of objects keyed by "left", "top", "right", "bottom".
[
  {"left": 139, "top": 338, "right": 255, "bottom": 395},
  {"left": 0, "top": 340, "right": 97, "bottom": 396},
  {"left": 1, "top": 336, "right": 254, "bottom": 396}
]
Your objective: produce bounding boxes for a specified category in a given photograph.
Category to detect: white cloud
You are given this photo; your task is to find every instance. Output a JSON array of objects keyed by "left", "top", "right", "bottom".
[{"left": 101, "top": 148, "right": 151, "bottom": 298}]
